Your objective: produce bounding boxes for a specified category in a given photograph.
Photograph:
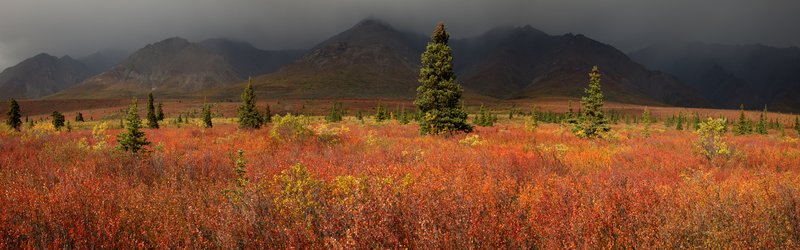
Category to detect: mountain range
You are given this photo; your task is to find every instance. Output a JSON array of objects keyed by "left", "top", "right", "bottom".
[
  {"left": 1, "top": 18, "right": 796, "bottom": 111},
  {"left": 0, "top": 50, "right": 127, "bottom": 100},
  {"left": 630, "top": 43, "right": 800, "bottom": 111}
]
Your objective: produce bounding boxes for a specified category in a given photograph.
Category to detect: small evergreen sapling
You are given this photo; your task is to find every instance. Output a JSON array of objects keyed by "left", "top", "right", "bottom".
[
  {"left": 116, "top": 99, "right": 150, "bottom": 153},
  {"left": 734, "top": 104, "right": 752, "bottom": 135},
  {"left": 755, "top": 106, "right": 768, "bottom": 135},
  {"left": 202, "top": 101, "right": 213, "bottom": 128},
  {"left": 795, "top": 116, "right": 800, "bottom": 136},
  {"left": 51, "top": 111, "right": 65, "bottom": 130},
  {"left": 325, "top": 102, "right": 344, "bottom": 123},
  {"left": 375, "top": 105, "right": 388, "bottom": 122},
  {"left": 474, "top": 104, "right": 497, "bottom": 127},
  {"left": 263, "top": 104, "right": 272, "bottom": 124},
  {"left": 642, "top": 108, "right": 652, "bottom": 137}
]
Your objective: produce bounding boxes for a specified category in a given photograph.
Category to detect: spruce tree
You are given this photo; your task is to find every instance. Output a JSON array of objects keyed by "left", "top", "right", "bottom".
[
  {"left": 117, "top": 99, "right": 150, "bottom": 153},
  {"left": 755, "top": 105, "right": 768, "bottom": 135},
  {"left": 355, "top": 110, "right": 364, "bottom": 122},
  {"left": 75, "top": 112, "right": 85, "bottom": 122},
  {"left": 414, "top": 22, "right": 472, "bottom": 135},
  {"left": 6, "top": 98, "right": 22, "bottom": 131},
  {"left": 573, "top": 66, "right": 610, "bottom": 138},
  {"left": 325, "top": 102, "right": 344, "bottom": 123},
  {"left": 676, "top": 113, "right": 684, "bottom": 131},
  {"left": 263, "top": 104, "right": 272, "bottom": 124},
  {"left": 146, "top": 93, "right": 159, "bottom": 129},
  {"left": 237, "top": 80, "right": 262, "bottom": 129},
  {"left": 526, "top": 106, "right": 539, "bottom": 131},
  {"left": 202, "top": 101, "right": 213, "bottom": 128},
  {"left": 642, "top": 108, "right": 652, "bottom": 137},
  {"left": 51, "top": 111, "right": 65, "bottom": 130},
  {"left": 734, "top": 104, "right": 751, "bottom": 135},
  {"left": 795, "top": 116, "right": 800, "bottom": 136},
  {"left": 375, "top": 105, "right": 388, "bottom": 122},
  {"left": 474, "top": 104, "right": 496, "bottom": 127},
  {"left": 156, "top": 102, "right": 165, "bottom": 121},
  {"left": 398, "top": 106, "right": 410, "bottom": 124},
  {"left": 564, "top": 100, "right": 577, "bottom": 125}
]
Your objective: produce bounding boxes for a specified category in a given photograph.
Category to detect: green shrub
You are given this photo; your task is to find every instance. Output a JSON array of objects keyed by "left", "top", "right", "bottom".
[
  {"left": 695, "top": 118, "right": 731, "bottom": 161},
  {"left": 270, "top": 114, "right": 313, "bottom": 142}
]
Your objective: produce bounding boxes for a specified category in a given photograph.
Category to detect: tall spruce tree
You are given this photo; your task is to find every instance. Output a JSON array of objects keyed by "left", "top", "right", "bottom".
[
  {"left": 573, "top": 66, "right": 610, "bottom": 138},
  {"left": 237, "top": 80, "right": 262, "bottom": 129},
  {"left": 414, "top": 22, "right": 472, "bottom": 135},
  {"left": 146, "top": 93, "right": 159, "bottom": 129},
  {"left": 6, "top": 98, "right": 22, "bottom": 131},
  {"left": 117, "top": 99, "right": 150, "bottom": 153},
  {"left": 755, "top": 105, "right": 768, "bottom": 135}
]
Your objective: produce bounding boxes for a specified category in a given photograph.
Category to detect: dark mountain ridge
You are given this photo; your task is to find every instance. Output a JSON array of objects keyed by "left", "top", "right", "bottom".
[{"left": 630, "top": 42, "right": 800, "bottom": 111}]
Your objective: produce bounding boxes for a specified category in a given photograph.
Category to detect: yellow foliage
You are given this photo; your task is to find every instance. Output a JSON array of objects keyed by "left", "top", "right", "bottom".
[
  {"left": 273, "top": 163, "right": 322, "bottom": 223},
  {"left": 459, "top": 134, "right": 485, "bottom": 146},
  {"left": 314, "top": 123, "right": 350, "bottom": 144}
]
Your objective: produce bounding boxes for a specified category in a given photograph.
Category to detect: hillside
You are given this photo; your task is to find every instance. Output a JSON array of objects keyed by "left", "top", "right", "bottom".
[
  {"left": 207, "top": 19, "right": 428, "bottom": 100},
  {"left": 53, "top": 37, "right": 243, "bottom": 98},
  {"left": 198, "top": 38, "right": 304, "bottom": 78},
  {"left": 0, "top": 53, "right": 93, "bottom": 100},
  {"left": 452, "top": 26, "right": 709, "bottom": 107}
]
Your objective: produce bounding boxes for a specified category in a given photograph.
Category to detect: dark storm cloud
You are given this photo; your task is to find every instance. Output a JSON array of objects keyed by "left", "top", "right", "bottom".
[{"left": 1, "top": 0, "right": 799, "bottom": 70}]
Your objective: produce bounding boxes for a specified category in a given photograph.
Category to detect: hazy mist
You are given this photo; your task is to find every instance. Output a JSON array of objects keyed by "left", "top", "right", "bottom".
[{"left": 1, "top": 0, "right": 799, "bottom": 70}]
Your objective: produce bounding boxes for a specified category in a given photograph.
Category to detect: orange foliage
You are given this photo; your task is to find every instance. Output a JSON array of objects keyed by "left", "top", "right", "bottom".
[{"left": 0, "top": 121, "right": 798, "bottom": 248}]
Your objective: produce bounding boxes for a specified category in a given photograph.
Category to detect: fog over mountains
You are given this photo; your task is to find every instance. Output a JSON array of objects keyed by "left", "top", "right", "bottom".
[{"left": 1, "top": 18, "right": 798, "bottom": 111}]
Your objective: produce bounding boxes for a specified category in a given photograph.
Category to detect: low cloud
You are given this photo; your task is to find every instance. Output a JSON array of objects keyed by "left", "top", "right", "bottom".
[{"left": 1, "top": 0, "right": 798, "bottom": 70}]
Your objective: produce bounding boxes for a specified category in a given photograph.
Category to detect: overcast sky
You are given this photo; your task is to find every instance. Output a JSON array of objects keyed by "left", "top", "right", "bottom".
[{"left": 1, "top": 0, "right": 799, "bottom": 70}]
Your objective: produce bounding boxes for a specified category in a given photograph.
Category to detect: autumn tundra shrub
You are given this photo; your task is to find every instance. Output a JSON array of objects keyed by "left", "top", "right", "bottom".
[
  {"left": 0, "top": 119, "right": 799, "bottom": 248},
  {"left": 695, "top": 118, "right": 731, "bottom": 161},
  {"left": 270, "top": 114, "right": 313, "bottom": 142}
]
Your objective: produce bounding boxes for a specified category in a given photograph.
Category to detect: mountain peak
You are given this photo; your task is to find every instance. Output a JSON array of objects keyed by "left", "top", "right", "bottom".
[
  {"left": 31, "top": 53, "right": 56, "bottom": 60},
  {"left": 150, "top": 37, "right": 191, "bottom": 49},
  {"left": 354, "top": 18, "right": 394, "bottom": 29}
]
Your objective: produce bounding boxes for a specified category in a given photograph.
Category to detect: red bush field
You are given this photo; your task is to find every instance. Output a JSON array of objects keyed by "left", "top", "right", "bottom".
[{"left": 1, "top": 115, "right": 799, "bottom": 248}]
